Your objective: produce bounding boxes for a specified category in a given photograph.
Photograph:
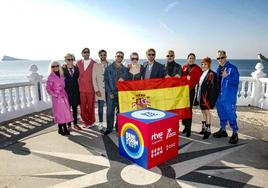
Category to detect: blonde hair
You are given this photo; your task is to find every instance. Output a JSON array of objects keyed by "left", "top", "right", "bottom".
[
  {"left": 48, "top": 60, "right": 63, "bottom": 76},
  {"left": 167, "top": 50, "right": 175, "bottom": 55},
  {"left": 64, "top": 53, "right": 74, "bottom": 60},
  {"left": 217, "top": 50, "right": 226, "bottom": 57}
]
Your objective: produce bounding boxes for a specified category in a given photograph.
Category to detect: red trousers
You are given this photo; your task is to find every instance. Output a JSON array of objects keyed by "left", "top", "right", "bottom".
[{"left": 80, "top": 92, "right": 95, "bottom": 125}]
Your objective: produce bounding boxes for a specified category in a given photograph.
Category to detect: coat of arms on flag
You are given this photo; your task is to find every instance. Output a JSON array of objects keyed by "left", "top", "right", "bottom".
[
  {"left": 132, "top": 93, "right": 151, "bottom": 110},
  {"left": 118, "top": 77, "right": 191, "bottom": 119}
]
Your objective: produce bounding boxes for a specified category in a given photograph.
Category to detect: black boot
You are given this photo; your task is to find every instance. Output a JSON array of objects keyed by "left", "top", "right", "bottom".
[
  {"left": 198, "top": 121, "right": 206, "bottom": 134},
  {"left": 203, "top": 124, "right": 211, "bottom": 139},
  {"left": 229, "top": 132, "right": 238, "bottom": 144},
  {"left": 62, "top": 124, "right": 70, "bottom": 135},
  {"left": 185, "top": 125, "right": 191, "bottom": 137},
  {"left": 213, "top": 128, "right": 228, "bottom": 138},
  {"left": 58, "top": 125, "right": 65, "bottom": 136},
  {"left": 182, "top": 127, "right": 187, "bottom": 134}
]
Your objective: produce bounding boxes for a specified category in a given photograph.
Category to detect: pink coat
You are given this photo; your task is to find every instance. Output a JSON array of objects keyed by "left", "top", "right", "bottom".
[{"left": 46, "top": 72, "right": 73, "bottom": 124}]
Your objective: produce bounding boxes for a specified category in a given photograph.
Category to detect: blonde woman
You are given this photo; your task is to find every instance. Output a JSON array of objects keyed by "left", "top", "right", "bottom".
[
  {"left": 128, "top": 52, "right": 144, "bottom": 80},
  {"left": 46, "top": 60, "right": 73, "bottom": 136}
]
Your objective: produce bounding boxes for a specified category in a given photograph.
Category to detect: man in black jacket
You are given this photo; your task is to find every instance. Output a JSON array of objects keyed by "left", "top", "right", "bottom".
[
  {"left": 165, "top": 50, "right": 182, "bottom": 78},
  {"left": 63, "top": 53, "right": 81, "bottom": 131},
  {"left": 142, "top": 48, "right": 165, "bottom": 79}
]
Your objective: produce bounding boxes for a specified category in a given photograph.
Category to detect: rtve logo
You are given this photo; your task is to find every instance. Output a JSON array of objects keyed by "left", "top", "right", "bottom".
[{"left": 151, "top": 132, "right": 163, "bottom": 141}]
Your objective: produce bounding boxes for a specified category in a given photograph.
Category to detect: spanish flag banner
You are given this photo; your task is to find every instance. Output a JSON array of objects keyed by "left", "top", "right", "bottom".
[{"left": 118, "top": 77, "right": 191, "bottom": 119}]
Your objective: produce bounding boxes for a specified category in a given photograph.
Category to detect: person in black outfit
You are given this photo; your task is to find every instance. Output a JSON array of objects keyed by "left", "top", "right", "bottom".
[
  {"left": 128, "top": 52, "right": 144, "bottom": 80},
  {"left": 195, "top": 57, "right": 219, "bottom": 139},
  {"left": 165, "top": 50, "right": 182, "bottom": 78},
  {"left": 62, "top": 53, "right": 81, "bottom": 131}
]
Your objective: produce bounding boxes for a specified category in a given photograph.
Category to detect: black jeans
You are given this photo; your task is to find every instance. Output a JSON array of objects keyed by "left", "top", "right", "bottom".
[
  {"left": 68, "top": 104, "right": 78, "bottom": 126},
  {"left": 182, "top": 89, "right": 195, "bottom": 132}
]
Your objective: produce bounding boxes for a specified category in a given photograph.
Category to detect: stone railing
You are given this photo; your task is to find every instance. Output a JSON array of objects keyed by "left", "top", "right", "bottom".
[
  {"left": 259, "top": 78, "right": 268, "bottom": 109},
  {"left": 0, "top": 61, "right": 267, "bottom": 123},
  {"left": 237, "top": 76, "right": 255, "bottom": 106},
  {"left": 0, "top": 65, "right": 51, "bottom": 122},
  {"left": 237, "top": 61, "right": 267, "bottom": 108}
]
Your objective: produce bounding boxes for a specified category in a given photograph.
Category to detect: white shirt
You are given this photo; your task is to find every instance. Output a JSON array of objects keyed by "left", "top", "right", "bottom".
[
  {"left": 199, "top": 69, "right": 209, "bottom": 86},
  {"left": 83, "top": 59, "right": 92, "bottom": 70},
  {"left": 197, "top": 69, "right": 209, "bottom": 101}
]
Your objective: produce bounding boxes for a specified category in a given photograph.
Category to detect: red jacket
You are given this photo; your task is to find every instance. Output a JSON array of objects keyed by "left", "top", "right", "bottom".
[
  {"left": 77, "top": 59, "right": 96, "bottom": 93},
  {"left": 182, "top": 64, "right": 202, "bottom": 90}
]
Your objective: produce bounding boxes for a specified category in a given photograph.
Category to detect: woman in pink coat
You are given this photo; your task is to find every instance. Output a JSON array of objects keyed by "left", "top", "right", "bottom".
[{"left": 46, "top": 60, "right": 73, "bottom": 136}]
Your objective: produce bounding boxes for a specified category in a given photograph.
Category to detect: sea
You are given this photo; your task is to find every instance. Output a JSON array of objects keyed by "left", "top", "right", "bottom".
[{"left": 0, "top": 59, "right": 268, "bottom": 84}]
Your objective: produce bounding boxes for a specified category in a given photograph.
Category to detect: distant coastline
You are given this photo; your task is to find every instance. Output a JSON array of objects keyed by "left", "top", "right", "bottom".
[{"left": 1, "top": 55, "right": 28, "bottom": 61}]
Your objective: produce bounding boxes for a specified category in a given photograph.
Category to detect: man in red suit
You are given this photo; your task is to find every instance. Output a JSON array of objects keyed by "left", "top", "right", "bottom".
[{"left": 76, "top": 48, "right": 96, "bottom": 128}]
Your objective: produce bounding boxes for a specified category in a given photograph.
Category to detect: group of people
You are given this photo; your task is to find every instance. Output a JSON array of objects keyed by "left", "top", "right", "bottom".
[{"left": 46, "top": 48, "right": 240, "bottom": 144}]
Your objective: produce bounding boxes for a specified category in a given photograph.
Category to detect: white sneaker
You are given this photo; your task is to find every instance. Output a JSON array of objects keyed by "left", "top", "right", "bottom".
[
  {"left": 98, "top": 122, "right": 103, "bottom": 130},
  {"left": 86, "top": 123, "right": 95, "bottom": 128}
]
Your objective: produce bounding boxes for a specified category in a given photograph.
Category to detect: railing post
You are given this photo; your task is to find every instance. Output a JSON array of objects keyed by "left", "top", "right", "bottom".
[
  {"left": 251, "top": 61, "right": 267, "bottom": 107},
  {"left": 27, "top": 65, "right": 44, "bottom": 105},
  {"left": 0, "top": 89, "right": 8, "bottom": 113}
]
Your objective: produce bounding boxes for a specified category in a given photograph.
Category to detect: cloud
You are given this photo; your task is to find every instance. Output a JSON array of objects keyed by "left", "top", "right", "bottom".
[
  {"left": 164, "top": 1, "right": 180, "bottom": 12},
  {"left": 160, "top": 22, "right": 174, "bottom": 34}
]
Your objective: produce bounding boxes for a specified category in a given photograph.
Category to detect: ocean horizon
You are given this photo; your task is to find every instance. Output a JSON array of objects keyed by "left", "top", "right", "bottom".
[{"left": 0, "top": 59, "right": 267, "bottom": 84}]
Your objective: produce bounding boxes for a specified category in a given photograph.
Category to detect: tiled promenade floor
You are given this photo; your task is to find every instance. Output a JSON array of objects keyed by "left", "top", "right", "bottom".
[{"left": 0, "top": 108, "right": 267, "bottom": 188}]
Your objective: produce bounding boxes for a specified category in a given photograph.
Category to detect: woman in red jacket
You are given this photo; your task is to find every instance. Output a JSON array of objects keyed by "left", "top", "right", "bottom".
[{"left": 182, "top": 53, "right": 202, "bottom": 137}]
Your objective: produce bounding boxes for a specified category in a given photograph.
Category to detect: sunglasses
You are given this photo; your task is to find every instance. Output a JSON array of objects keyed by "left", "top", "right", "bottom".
[
  {"left": 116, "top": 55, "right": 124, "bottom": 58},
  {"left": 147, "top": 53, "right": 155, "bottom": 57},
  {"left": 217, "top": 56, "right": 225, "bottom": 60},
  {"left": 83, "top": 51, "right": 90, "bottom": 54},
  {"left": 166, "top": 55, "right": 174, "bottom": 58},
  {"left": 51, "top": 65, "right": 59, "bottom": 68},
  {"left": 131, "top": 58, "right": 139, "bottom": 61},
  {"left": 67, "top": 59, "right": 74, "bottom": 61}
]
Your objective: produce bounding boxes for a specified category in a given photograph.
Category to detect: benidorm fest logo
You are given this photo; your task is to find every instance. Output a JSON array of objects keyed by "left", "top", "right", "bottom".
[
  {"left": 120, "top": 123, "right": 144, "bottom": 159},
  {"left": 131, "top": 109, "right": 166, "bottom": 120}
]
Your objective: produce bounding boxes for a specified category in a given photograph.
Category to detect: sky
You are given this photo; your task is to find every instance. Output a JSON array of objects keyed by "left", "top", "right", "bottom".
[{"left": 0, "top": 0, "right": 268, "bottom": 60}]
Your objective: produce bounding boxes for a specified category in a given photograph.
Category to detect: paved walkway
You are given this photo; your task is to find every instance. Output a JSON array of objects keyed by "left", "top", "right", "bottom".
[{"left": 0, "top": 108, "right": 268, "bottom": 188}]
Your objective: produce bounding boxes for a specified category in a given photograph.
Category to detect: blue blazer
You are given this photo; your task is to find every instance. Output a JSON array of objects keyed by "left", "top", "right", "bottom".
[
  {"left": 142, "top": 61, "right": 165, "bottom": 79},
  {"left": 217, "top": 61, "right": 239, "bottom": 103}
]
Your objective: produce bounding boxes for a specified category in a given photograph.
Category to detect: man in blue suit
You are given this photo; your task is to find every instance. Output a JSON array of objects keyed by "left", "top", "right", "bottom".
[
  {"left": 142, "top": 48, "right": 165, "bottom": 79},
  {"left": 213, "top": 50, "right": 240, "bottom": 144}
]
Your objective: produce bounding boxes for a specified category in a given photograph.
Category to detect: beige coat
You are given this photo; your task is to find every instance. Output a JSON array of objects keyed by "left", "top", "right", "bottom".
[{"left": 92, "top": 62, "right": 106, "bottom": 101}]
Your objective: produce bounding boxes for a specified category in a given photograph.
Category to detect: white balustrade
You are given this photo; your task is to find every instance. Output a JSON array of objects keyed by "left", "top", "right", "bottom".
[
  {"left": 27, "top": 85, "right": 33, "bottom": 106},
  {"left": 15, "top": 87, "right": 21, "bottom": 110},
  {"left": 0, "top": 65, "right": 51, "bottom": 123},
  {"left": 237, "top": 77, "right": 255, "bottom": 106},
  {"left": 8, "top": 88, "right": 15, "bottom": 112},
  {"left": 21, "top": 86, "right": 27, "bottom": 108},
  {"left": 259, "top": 78, "right": 268, "bottom": 109},
  {"left": 41, "top": 80, "right": 50, "bottom": 102}
]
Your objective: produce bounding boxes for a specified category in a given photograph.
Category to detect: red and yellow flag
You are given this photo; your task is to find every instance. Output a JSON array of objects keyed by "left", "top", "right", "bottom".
[{"left": 118, "top": 77, "right": 191, "bottom": 119}]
